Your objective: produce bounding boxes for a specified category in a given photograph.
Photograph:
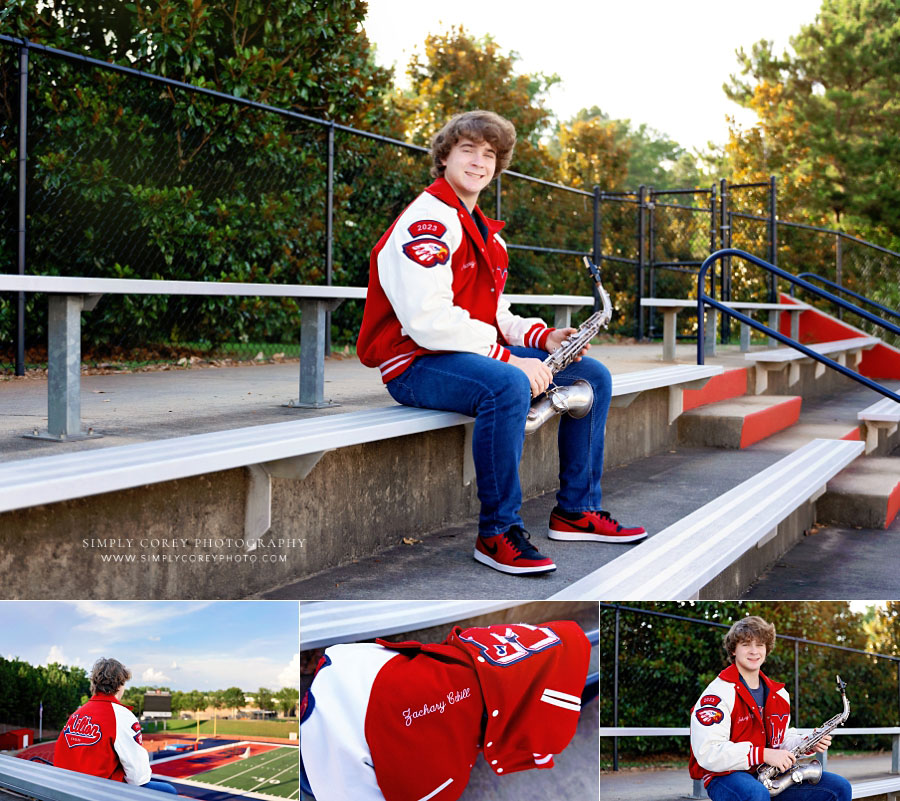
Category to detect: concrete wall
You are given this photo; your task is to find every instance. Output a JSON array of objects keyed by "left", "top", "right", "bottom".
[{"left": 0, "top": 388, "right": 677, "bottom": 599}]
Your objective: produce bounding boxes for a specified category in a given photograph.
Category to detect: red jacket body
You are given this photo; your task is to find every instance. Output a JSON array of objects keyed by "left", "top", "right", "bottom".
[{"left": 53, "top": 694, "right": 151, "bottom": 785}]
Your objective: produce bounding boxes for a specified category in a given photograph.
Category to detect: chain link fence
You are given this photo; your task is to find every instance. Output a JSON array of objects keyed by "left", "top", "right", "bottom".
[
  {"left": 601, "top": 604, "right": 900, "bottom": 770},
  {"left": 598, "top": 177, "right": 900, "bottom": 347},
  {"left": 0, "top": 36, "right": 599, "bottom": 374}
]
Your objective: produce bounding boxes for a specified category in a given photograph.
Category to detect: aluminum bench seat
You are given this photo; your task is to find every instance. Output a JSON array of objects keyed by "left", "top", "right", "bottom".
[
  {"left": 0, "top": 755, "right": 170, "bottom": 801},
  {"left": 744, "top": 336, "right": 880, "bottom": 393},
  {"left": 549, "top": 438, "right": 865, "bottom": 600},
  {"left": 640, "top": 298, "right": 811, "bottom": 360},
  {"left": 858, "top": 396, "right": 900, "bottom": 453}
]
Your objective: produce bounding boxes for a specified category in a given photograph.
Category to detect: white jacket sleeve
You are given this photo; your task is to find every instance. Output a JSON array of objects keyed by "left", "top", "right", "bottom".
[
  {"left": 112, "top": 704, "right": 151, "bottom": 785},
  {"left": 495, "top": 294, "right": 553, "bottom": 348},
  {"left": 691, "top": 683, "right": 760, "bottom": 772},
  {"left": 377, "top": 205, "right": 506, "bottom": 357}
]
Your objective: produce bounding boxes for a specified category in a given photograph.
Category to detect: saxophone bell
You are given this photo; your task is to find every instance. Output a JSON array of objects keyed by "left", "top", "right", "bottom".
[{"left": 524, "top": 380, "right": 593, "bottom": 435}]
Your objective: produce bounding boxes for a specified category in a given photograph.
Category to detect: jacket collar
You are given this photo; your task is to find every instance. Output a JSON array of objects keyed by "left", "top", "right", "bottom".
[
  {"left": 425, "top": 176, "right": 507, "bottom": 240},
  {"left": 90, "top": 693, "right": 127, "bottom": 707},
  {"left": 720, "top": 662, "right": 783, "bottom": 720}
]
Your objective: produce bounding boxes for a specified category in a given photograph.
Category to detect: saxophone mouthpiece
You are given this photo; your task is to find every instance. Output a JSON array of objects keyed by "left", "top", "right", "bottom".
[{"left": 836, "top": 675, "right": 846, "bottom": 693}]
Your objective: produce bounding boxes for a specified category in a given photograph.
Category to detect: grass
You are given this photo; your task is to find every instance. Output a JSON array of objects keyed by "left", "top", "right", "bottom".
[
  {"left": 145, "top": 718, "right": 298, "bottom": 738},
  {"left": 191, "top": 746, "right": 299, "bottom": 799}
]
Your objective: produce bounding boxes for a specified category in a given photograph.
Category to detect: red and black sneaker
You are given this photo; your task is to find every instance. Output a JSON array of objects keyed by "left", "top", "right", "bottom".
[
  {"left": 474, "top": 525, "right": 557, "bottom": 575},
  {"left": 548, "top": 507, "right": 648, "bottom": 543}
]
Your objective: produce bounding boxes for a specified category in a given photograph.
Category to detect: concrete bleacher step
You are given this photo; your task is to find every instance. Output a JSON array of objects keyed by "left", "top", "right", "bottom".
[
  {"left": 816, "top": 456, "right": 900, "bottom": 530},
  {"left": 677, "top": 395, "right": 802, "bottom": 449},
  {"left": 681, "top": 367, "right": 749, "bottom": 411},
  {"left": 550, "top": 438, "right": 864, "bottom": 600}
]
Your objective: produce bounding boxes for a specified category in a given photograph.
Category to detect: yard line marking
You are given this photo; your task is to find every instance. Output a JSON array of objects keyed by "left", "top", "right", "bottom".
[
  {"left": 249, "top": 761, "right": 300, "bottom": 792},
  {"left": 202, "top": 748, "right": 294, "bottom": 782}
]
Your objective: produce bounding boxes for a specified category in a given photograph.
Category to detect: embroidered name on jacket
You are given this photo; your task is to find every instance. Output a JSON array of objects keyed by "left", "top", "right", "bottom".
[
  {"left": 402, "top": 238, "right": 450, "bottom": 267},
  {"left": 402, "top": 687, "right": 473, "bottom": 726},
  {"left": 63, "top": 714, "right": 102, "bottom": 747}
]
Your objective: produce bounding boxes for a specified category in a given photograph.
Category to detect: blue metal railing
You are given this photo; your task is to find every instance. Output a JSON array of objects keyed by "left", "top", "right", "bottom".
[
  {"left": 797, "top": 272, "right": 900, "bottom": 322},
  {"left": 697, "top": 249, "right": 900, "bottom": 404}
]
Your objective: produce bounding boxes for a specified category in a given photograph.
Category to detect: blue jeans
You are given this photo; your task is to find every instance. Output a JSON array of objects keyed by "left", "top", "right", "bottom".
[
  {"left": 386, "top": 347, "right": 612, "bottom": 536},
  {"left": 143, "top": 779, "right": 178, "bottom": 794},
  {"left": 707, "top": 769, "right": 851, "bottom": 801}
]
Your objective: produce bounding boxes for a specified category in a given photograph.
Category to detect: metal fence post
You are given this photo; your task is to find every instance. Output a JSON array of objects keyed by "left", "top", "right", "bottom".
[
  {"left": 769, "top": 175, "right": 778, "bottom": 302},
  {"left": 636, "top": 186, "right": 647, "bottom": 340},
  {"left": 648, "top": 188, "right": 657, "bottom": 341},
  {"left": 592, "top": 186, "right": 603, "bottom": 312},
  {"left": 324, "top": 122, "right": 335, "bottom": 355},
  {"left": 16, "top": 43, "right": 29, "bottom": 377},
  {"left": 836, "top": 234, "right": 843, "bottom": 321},
  {"left": 794, "top": 640, "right": 800, "bottom": 727},
  {"left": 614, "top": 605, "right": 620, "bottom": 771},
  {"left": 495, "top": 173, "right": 502, "bottom": 221}
]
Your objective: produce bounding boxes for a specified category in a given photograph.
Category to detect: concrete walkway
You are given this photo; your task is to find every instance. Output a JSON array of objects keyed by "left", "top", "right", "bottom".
[
  {"left": 602, "top": 753, "right": 895, "bottom": 801},
  {"left": 0, "top": 342, "right": 750, "bottom": 462}
]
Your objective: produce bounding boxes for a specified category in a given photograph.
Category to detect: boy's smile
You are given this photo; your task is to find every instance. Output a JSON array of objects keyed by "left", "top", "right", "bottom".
[
  {"left": 734, "top": 639, "right": 766, "bottom": 681},
  {"left": 442, "top": 138, "right": 497, "bottom": 210}
]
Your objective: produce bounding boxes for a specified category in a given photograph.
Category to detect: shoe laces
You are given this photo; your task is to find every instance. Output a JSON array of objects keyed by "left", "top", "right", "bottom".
[
  {"left": 593, "top": 509, "right": 623, "bottom": 532},
  {"left": 504, "top": 525, "right": 544, "bottom": 558}
]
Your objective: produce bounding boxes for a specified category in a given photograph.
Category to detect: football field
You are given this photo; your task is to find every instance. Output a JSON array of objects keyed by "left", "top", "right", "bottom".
[{"left": 154, "top": 743, "right": 299, "bottom": 800}]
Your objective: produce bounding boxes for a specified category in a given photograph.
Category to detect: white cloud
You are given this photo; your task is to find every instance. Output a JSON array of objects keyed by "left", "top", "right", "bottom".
[
  {"left": 46, "top": 645, "right": 68, "bottom": 665},
  {"left": 142, "top": 667, "right": 169, "bottom": 683},
  {"left": 72, "top": 601, "right": 210, "bottom": 639},
  {"left": 277, "top": 654, "right": 300, "bottom": 690}
]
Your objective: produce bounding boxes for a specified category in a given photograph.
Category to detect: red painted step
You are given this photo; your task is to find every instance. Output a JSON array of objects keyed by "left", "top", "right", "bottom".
[
  {"left": 678, "top": 395, "right": 802, "bottom": 449},
  {"left": 682, "top": 367, "right": 749, "bottom": 411},
  {"left": 778, "top": 293, "right": 900, "bottom": 379}
]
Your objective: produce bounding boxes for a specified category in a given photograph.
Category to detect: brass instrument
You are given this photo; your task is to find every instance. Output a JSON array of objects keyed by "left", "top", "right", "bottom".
[
  {"left": 524, "top": 257, "right": 613, "bottom": 435},
  {"left": 756, "top": 675, "right": 849, "bottom": 797}
]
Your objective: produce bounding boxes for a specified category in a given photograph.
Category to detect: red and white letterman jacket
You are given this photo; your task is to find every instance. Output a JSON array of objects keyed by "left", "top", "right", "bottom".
[
  {"left": 356, "top": 176, "right": 553, "bottom": 383},
  {"left": 53, "top": 694, "right": 151, "bottom": 785},
  {"left": 300, "top": 620, "right": 590, "bottom": 801},
  {"left": 689, "top": 663, "right": 805, "bottom": 787}
]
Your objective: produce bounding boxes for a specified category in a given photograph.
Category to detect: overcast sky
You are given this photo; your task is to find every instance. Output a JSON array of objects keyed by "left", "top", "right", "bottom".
[
  {"left": 364, "top": 0, "right": 823, "bottom": 153},
  {"left": 0, "top": 602, "right": 299, "bottom": 691}
]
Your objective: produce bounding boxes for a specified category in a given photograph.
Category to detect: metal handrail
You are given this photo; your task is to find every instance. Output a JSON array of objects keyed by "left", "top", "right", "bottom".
[
  {"left": 697, "top": 249, "right": 900, "bottom": 404},
  {"left": 797, "top": 272, "right": 900, "bottom": 321}
]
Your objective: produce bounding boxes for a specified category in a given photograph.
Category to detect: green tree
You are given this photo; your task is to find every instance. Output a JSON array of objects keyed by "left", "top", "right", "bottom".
[
  {"left": 725, "top": 0, "right": 900, "bottom": 246},
  {"left": 254, "top": 687, "right": 274, "bottom": 713},
  {"left": 222, "top": 686, "right": 245, "bottom": 716},
  {"left": 397, "top": 25, "right": 558, "bottom": 178},
  {"left": 0, "top": 0, "right": 398, "bottom": 356},
  {"left": 274, "top": 686, "right": 299, "bottom": 717}
]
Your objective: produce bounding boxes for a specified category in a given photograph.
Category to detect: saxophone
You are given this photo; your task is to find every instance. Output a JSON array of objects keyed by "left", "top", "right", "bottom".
[
  {"left": 524, "top": 257, "right": 613, "bottom": 435},
  {"left": 756, "top": 675, "right": 850, "bottom": 797}
]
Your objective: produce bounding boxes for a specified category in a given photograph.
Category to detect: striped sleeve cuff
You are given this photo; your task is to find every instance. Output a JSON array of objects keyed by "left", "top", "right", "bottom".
[
  {"left": 524, "top": 323, "right": 553, "bottom": 350},
  {"left": 488, "top": 343, "right": 511, "bottom": 362},
  {"left": 749, "top": 746, "right": 764, "bottom": 767}
]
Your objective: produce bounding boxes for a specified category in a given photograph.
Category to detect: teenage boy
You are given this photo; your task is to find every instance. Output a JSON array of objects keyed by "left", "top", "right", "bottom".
[
  {"left": 356, "top": 109, "right": 646, "bottom": 576},
  {"left": 689, "top": 616, "right": 851, "bottom": 801},
  {"left": 54, "top": 658, "right": 177, "bottom": 794}
]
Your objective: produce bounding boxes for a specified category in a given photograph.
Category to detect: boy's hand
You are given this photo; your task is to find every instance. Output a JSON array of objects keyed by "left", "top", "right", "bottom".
[
  {"left": 509, "top": 354, "right": 553, "bottom": 397},
  {"left": 812, "top": 734, "right": 832, "bottom": 753},
  {"left": 545, "top": 328, "right": 591, "bottom": 360},
  {"left": 763, "top": 748, "right": 796, "bottom": 772}
]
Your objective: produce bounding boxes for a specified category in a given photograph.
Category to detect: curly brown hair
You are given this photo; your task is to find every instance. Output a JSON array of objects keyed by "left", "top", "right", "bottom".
[
  {"left": 723, "top": 616, "right": 776, "bottom": 662},
  {"left": 430, "top": 110, "right": 517, "bottom": 179},
  {"left": 90, "top": 658, "right": 131, "bottom": 696}
]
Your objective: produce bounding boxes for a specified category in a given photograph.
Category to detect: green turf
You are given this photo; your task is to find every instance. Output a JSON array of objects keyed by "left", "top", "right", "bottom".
[
  {"left": 146, "top": 719, "right": 298, "bottom": 738},
  {"left": 192, "top": 746, "right": 299, "bottom": 799}
]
